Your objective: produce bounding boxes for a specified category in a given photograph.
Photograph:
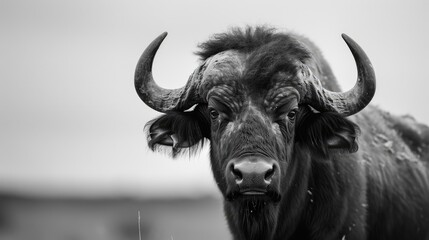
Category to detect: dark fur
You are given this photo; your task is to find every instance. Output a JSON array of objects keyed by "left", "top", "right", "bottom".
[
  {"left": 196, "top": 26, "right": 280, "bottom": 60},
  {"left": 198, "top": 26, "right": 312, "bottom": 92},
  {"left": 389, "top": 114, "right": 429, "bottom": 160},
  {"left": 296, "top": 106, "right": 360, "bottom": 156},
  {"left": 146, "top": 104, "right": 210, "bottom": 157},
  {"left": 144, "top": 27, "right": 429, "bottom": 239},
  {"left": 197, "top": 26, "right": 340, "bottom": 91},
  {"left": 224, "top": 197, "right": 277, "bottom": 240}
]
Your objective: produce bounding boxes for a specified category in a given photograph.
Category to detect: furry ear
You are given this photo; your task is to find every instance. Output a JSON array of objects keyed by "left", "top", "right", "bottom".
[
  {"left": 296, "top": 107, "right": 360, "bottom": 156},
  {"left": 145, "top": 104, "right": 210, "bottom": 157}
]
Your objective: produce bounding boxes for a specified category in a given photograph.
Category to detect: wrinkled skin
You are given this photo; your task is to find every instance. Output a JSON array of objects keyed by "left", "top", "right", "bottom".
[{"left": 200, "top": 51, "right": 365, "bottom": 240}]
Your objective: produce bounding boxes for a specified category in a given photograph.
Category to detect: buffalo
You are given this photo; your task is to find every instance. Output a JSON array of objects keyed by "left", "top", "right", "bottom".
[{"left": 134, "top": 27, "right": 429, "bottom": 240}]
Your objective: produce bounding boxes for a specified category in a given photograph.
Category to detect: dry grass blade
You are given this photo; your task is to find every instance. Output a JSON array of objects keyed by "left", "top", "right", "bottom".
[{"left": 138, "top": 210, "right": 141, "bottom": 240}]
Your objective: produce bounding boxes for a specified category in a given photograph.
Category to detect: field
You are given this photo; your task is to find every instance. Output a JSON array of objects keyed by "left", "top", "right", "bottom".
[{"left": 0, "top": 195, "right": 230, "bottom": 240}]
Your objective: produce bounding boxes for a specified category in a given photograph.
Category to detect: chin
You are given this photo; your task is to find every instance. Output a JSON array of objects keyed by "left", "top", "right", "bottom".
[{"left": 225, "top": 194, "right": 280, "bottom": 240}]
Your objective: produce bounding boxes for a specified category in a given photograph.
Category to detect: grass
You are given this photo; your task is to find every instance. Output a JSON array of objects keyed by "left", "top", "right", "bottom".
[{"left": 0, "top": 194, "right": 230, "bottom": 240}]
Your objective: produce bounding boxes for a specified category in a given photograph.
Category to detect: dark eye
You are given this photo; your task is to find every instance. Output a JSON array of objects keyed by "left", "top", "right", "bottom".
[
  {"left": 210, "top": 109, "right": 219, "bottom": 119},
  {"left": 287, "top": 109, "right": 297, "bottom": 120}
]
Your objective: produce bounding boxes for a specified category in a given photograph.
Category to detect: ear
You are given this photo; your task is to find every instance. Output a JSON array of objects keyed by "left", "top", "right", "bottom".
[
  {"left": 296, "top": 107, "right": 360, "bottom": 156},
  {"left": 146, "top": 104, "right": 210, "bottom": 156}
]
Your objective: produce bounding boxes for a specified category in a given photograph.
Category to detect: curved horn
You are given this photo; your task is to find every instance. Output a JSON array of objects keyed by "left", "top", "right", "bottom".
[
  {"left": 135, "top": 32, "right": 199, "bottom": 112},
  {"left": 303, "top": 34, "right": 376, "bottom": 116}
]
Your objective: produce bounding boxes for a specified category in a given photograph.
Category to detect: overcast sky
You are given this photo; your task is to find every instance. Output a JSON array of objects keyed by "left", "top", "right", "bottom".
[{"left": 1, "top": 0, "right": 428, "bottom": 198}]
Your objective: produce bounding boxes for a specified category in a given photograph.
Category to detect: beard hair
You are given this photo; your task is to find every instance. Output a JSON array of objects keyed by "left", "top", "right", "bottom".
[{"left": 235, "top": 197, "right": 278, "bottom": 240}]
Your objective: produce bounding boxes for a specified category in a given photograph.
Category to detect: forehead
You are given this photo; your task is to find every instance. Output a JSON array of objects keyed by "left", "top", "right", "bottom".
[
  {"left": 200, "top": 50, "right": 247, "bottom": 80},
  {"left": 200, "top": 50, "right": 302, "bottom": 103}
]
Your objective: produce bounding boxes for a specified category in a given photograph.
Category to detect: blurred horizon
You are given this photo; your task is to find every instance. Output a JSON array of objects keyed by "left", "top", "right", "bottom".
[{"left": 1, "top": 0, "right": 429, "bottom": 200}]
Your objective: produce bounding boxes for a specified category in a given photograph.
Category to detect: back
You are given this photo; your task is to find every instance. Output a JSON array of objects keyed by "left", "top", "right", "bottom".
[{"left": 353, "top": 106, "right": 429, "bottom": 239}]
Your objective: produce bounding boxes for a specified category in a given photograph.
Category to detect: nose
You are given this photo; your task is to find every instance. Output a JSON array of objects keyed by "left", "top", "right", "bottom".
[{"left": 226, "top": 156, "right": 280, "bottom": 194}]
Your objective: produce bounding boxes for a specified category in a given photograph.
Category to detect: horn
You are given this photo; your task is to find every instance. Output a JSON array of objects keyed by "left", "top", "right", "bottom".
[
  {"left": 302, "top": 34, "right": 376, "bottom": 116},
  {"left": 135, "top": 32, "right": 200, "bottom": 113}
]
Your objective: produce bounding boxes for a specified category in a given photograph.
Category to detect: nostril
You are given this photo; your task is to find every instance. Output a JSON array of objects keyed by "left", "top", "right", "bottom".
[
  {"left": 264, "top": 165, "right": 275, "bottom": 181},
  {"left": 231, "top": 164, "right": 243, "bottom": 180}
]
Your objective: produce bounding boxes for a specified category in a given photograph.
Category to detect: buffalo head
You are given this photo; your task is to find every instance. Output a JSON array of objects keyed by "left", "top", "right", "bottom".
[{"left": 135, "top": 27, "right": 375, "bottom": 240}]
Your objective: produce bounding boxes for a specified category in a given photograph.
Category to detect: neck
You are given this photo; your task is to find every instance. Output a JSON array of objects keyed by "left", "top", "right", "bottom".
[
  {"left": 273, "top": 144, "right": 313, "bottom": 239},
  {"left": 275, "top": 150, "right": 362, "bottom": 240}
]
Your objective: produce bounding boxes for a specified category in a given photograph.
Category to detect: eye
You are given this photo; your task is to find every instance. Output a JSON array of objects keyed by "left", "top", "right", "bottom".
[
  {"left": 209, "top": 109, "right": 219, "bottom": 119},
  {"left": 287, "top": 109, "right": 298, "bottom": 120}
]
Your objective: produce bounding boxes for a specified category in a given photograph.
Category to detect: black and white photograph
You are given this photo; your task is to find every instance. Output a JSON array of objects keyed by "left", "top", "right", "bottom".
[{"left": 1, "top": 1, "right": 429, "bottom": 240}]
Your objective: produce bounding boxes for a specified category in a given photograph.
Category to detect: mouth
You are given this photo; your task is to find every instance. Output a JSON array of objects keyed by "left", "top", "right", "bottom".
[
  {"left": 226, "top": 189, "right": 281, "bottom": 202},
  {"left": 241, "top": 190, "right": 267, "bottom": 196}
]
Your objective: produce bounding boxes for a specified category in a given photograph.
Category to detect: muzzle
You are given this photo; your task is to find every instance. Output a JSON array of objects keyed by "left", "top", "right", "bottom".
[{"left": 225, "top": 155, "right": 281, "bottom": 202}]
